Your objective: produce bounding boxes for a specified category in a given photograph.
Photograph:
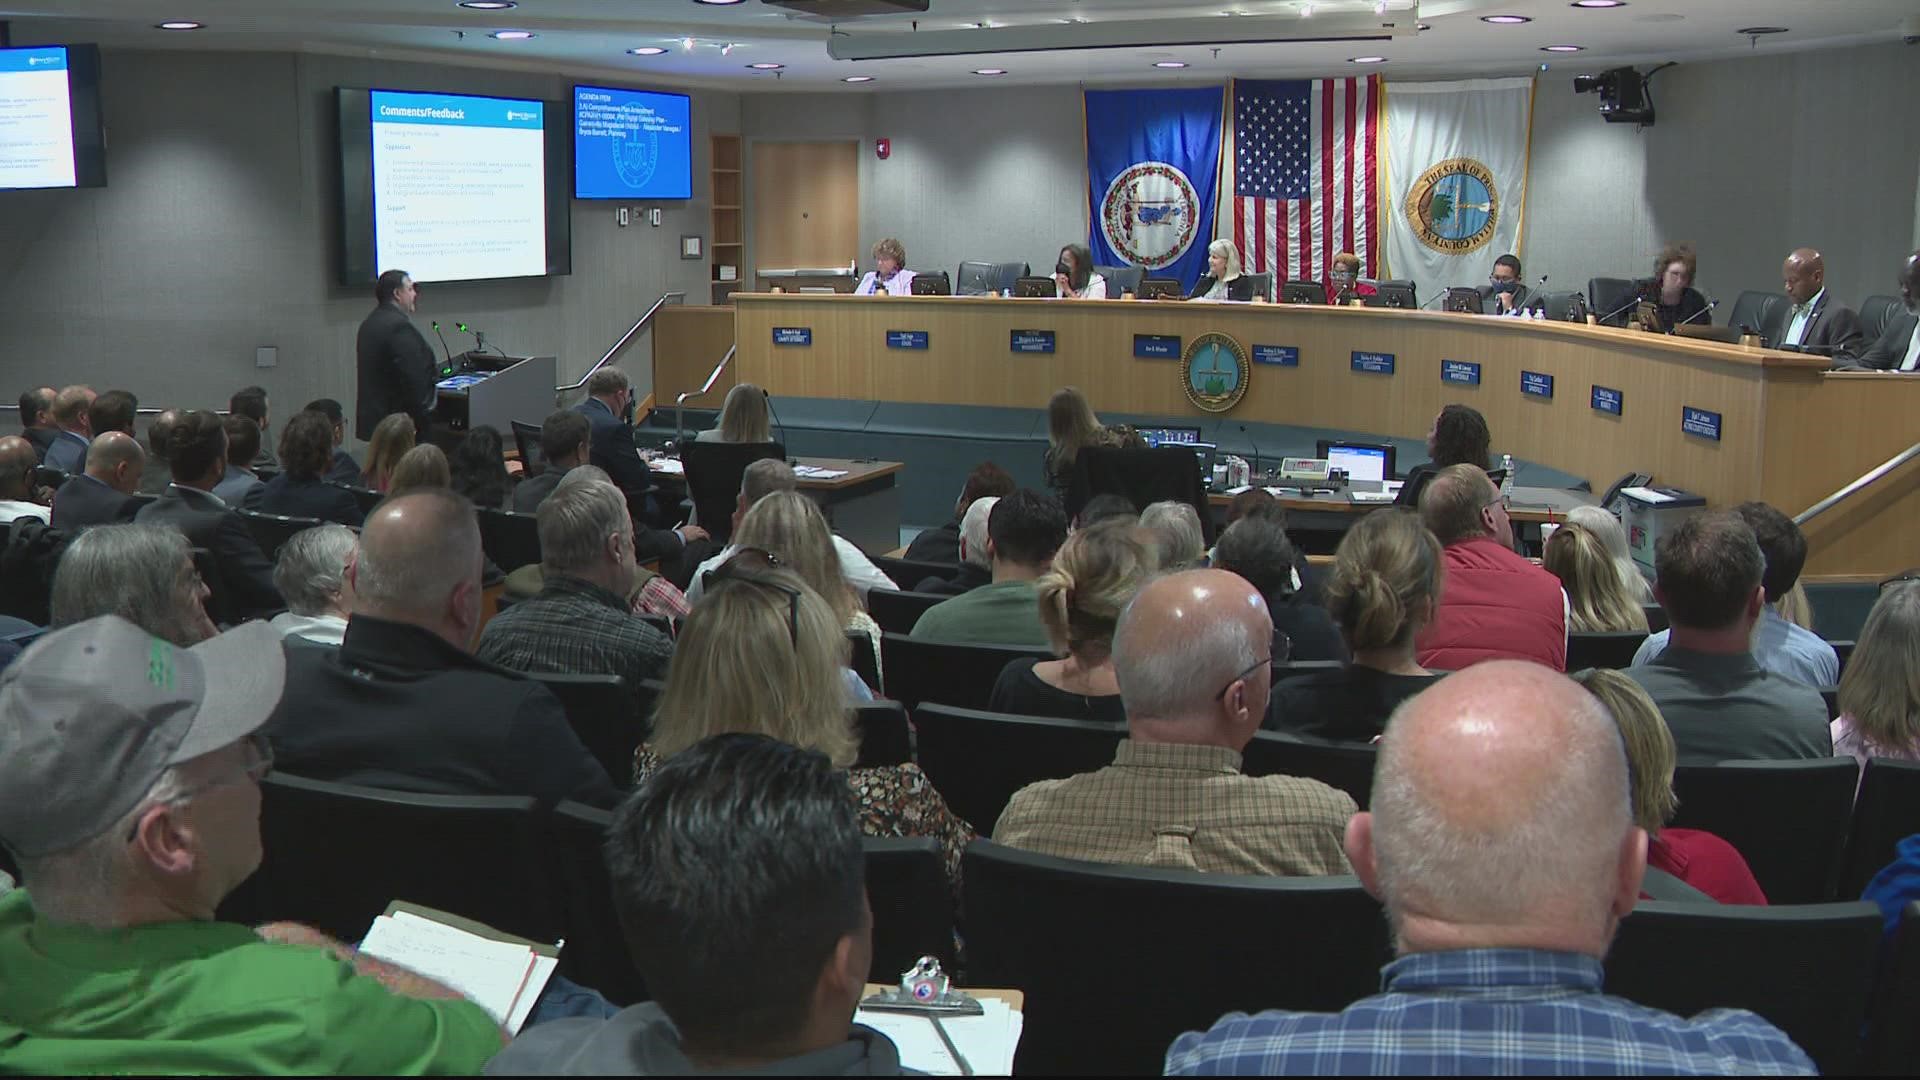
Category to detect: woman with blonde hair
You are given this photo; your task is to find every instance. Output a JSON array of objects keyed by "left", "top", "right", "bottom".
[
  {"left": 1188, "top": 239, "right": 1257, "bottom": 302},
  {"left": 361, "top": 412, "right": 415, "bottom": 494},
  {"left": 1268, "top": 508, "right": 1442, "bottom": 741},
  {"left": 636, "top": 555, "right": 973, "bottom": 881},
  {"left": 1832, "top": 581, "right": 1920, "bottom": 769},
  {"left": 1573, "top": 668, "right": 1767, "bottom": 904},
  {"left": 1545, "top": 521, "right": 1651, "bottom": 633},
  {"left": 386, "top": 443, "right": 451, "bottom": 495},
  {"left": 1563, "top": 505, "right": 1653, "bottom": 604},
  {"left": 731, "top": 490, "right": 884, "bottom": 695},
  {"left": 1042, "top": 386, "right": 1140, "bottom": 499},
  {"left": 697, "top": 382, "right": 773, "bottom": 445},
  {"left": 987, "top": 519, "right": 1156, "bottom": 723}
]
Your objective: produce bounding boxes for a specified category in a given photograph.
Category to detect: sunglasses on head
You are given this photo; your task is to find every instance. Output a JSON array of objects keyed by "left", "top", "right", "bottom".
[{"left": 702, "top": 548, "right": 800, "bottom": 646}]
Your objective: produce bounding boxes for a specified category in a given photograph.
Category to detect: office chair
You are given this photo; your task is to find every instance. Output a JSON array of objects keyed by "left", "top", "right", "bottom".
[
  {"left": 1067, "top": 446, "right": 1213, "bottom": 544},
  {"left": 1727, "top": 290, "right": 1790, "bottom": 345},
  {"left": 509, "top": 420, "right": 543, "bottom": 475},
  {"left": 1094, "top": 264, "right": 1143, "bottom": 297},
  {"left": 1239, "top": 271, "right": 1275, "bottom": 302},
  {"left": 679, "top": 440, "right": 785, "bottom": 549},
  {"left": 1859, "top": 295, "right": 1903, "bottom": 342},
  {"left": 1588, "top": 276, "right": 1646, "bottom": 326},
  {"left": 475, "top": 506, "right": 542, "bottom": 571}
]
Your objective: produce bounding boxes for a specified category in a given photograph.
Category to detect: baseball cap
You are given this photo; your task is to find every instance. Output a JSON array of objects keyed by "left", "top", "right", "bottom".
[{"left": 0, "top": 615, "right": 287, "bottom": 859}]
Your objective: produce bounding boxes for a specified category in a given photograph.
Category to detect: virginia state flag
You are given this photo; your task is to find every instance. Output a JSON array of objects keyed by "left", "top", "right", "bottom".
[{"left": 1085, "top": 87, "right": 1224, "bottom": 289}]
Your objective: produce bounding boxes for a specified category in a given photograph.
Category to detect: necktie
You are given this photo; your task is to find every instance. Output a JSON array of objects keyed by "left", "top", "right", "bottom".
[{"left": 1900, "top": 321, "right": 1920, "bottom": 373}]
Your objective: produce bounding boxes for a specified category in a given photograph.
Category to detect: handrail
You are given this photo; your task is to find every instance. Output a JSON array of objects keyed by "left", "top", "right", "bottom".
[
  {"left": 1795, "top": 441, "right": 1920, "bottom": 527},
  {"left": 556, "top": 291, "right": 685, "bottom": 392},
  {"left": 675, "top": 344, "right": 736, "bottom": 439}
]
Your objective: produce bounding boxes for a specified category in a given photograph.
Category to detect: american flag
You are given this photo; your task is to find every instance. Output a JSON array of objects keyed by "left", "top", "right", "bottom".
[{"left": 1226, "top": 77, "right": 1382, "bottom": 284}]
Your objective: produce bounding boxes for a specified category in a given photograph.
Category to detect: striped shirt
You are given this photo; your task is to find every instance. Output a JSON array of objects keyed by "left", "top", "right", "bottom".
[{"left": 1166, "top": 947, "right": 1813, "bottom": 1075}]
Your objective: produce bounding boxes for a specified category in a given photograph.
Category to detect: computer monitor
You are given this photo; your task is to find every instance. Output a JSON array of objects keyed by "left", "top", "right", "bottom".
[
  {"left": 1445, "top": 287, "right": 1486, "bottom": 314},
  {"left": 1137, "top": 426, "right": 1203, "bottom": 448},
  {"left": 1137, "top": 277, "right": 1183, "bottom": 300},
  {"left": 1281, "top": 280, "right": 1325, "bottom": 305},
  {"left": 1013, "top": 276, "right": 1056, "bottom": 298},
  {"left": 1363, "top": 281, "right": 1418, "bottom": 309},
  {"left": 1316, "top": 440, "right": 1396, "bottom": 484},
  {"left": 909, "top": 271, "right": 951, "bottom": 296}
]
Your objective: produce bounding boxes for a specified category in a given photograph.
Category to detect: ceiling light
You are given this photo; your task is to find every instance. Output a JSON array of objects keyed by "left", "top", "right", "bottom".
[
  {"left": 1571, "top": 0, "right": 1627, "bottom": 7},
  {"left": 628, "top": 46, "right": 668, "bottom": 56},
  {"left": 1541, "top": 44, "right": 1585, "bottom": 52},
  {"left": 747, "top": 62, "right": 784, "bottom": 70},
  {"left": 1736, "top": 26, "right": 1789, "bottom": 35},
  {"left": 457, "top": 1, "right": 516, "bottom": 9},
  {"left": 155, "top": 20, "right": 203, "bottom": 30},
  {"left": 1348, "top": 55, "right": 1387, "bottom": 63},
  {"left": 490, "top": 29, "right": 535, "bottom": 40},
  {"left": 843, "top": 75, "right": 874, "bottom": 83},
  {"left": 1154, "top": 60, "right": 1188, "bottom": 69},
  {"left": 721, "top": 42, "right": 734, "bottom": 55},
  {"left": 1481, "top": 15, "right": 1532, "bottom": 24},
  {"left": 972, "top": 68, "right": 1006, "bottom": 76}
]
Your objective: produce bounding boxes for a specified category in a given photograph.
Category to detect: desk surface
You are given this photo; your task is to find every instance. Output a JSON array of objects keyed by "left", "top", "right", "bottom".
[
  {"left": 649, "top": 454, "right": 903, "bottom": 491},
  {"left": 1212, "top": 483, "right": 1594, "bottom": 524}
]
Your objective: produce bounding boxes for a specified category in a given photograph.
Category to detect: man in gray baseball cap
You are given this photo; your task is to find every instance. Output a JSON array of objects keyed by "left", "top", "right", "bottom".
[{"left": 0, "top": 616, "right": 505, "bottom": 1074}]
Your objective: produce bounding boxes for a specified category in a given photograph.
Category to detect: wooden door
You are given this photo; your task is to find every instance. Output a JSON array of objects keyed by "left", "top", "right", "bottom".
[{"left": 751, "top": 140, "right": 859, "bottom": 287}]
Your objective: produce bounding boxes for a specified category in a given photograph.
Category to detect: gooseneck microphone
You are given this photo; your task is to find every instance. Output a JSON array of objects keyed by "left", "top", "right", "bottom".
[
  {"left": 763, "top": 388, "right": 792, "bottom": 463},
  {"left": 1675, "top": 297, "right": 1720, "bottom": 327},
  {"left": 1238, "top": 424, "right": 1266, "bottom": 483},
  {"left": 1596, "top": 285, "right": 1651, "bottom": 326},
  {"left": 430, "top": 320, "right": 455, "bottom": 374}
]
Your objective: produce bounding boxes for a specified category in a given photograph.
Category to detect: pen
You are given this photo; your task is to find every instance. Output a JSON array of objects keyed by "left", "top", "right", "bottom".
[{"left": 928, "top": 1015, "right": 972, "bottom": 1076}]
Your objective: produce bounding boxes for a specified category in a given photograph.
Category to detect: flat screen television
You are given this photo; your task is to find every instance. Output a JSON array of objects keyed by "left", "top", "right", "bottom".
[
  {"left": 571, "top": 85, "right": 692, "bottom": 200},
  {"left": 0, "top": 44, "right": 107, "bottom": 191},
  {"left": 336, "top": 87, "right": 572, "bottom": 286}
]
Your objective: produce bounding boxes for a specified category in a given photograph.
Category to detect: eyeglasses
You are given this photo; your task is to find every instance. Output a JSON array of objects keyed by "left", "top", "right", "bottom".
[
  {"left": 701, "top": 548, "right": 799, "bottom": 647},
  {"left": 125, "top": 734, "right": 274, "bottom": 842},
  {"left": 1881, "top": 574, "right": 1920, "bottom": 592},
  {"left": 1215, "top": 655, "right": 1275, "bottom": 701}
]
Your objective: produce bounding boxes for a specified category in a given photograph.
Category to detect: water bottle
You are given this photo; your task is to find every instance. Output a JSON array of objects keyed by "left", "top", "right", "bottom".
[{"left": 1500, "top": 454, "right": 1516, "bottom": 497}]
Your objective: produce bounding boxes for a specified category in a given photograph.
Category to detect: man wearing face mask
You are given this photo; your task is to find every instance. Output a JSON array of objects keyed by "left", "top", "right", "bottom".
[{"left": 1480, "top": 254, "right": 1531, "bottom": 314}]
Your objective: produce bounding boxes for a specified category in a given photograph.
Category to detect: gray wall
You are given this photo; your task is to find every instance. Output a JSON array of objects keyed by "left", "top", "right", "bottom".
[{"left": 0, "top": 48, "right": 739, "bottom": 423}]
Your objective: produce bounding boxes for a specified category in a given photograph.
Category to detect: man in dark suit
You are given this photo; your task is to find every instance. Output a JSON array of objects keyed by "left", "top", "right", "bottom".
[
  {"left": 302, "top": 397, "right": 363, "bottom": 485},
  {"left": 1836, "top": 249, "right": 1920, "bottom": 373},
  {"left": 571, "top": 367, "right": 663, "bottom": 516},
  {"left": 18, "top": 386, "right": 57, "bottom": 463},
  {"left": 354, "top": 269, "right": 439, "bottom": 441},
  {"left": 1478, "top": 253, "right": 1531, "bottom": 314},
  {"left": 519, "top": 408, "right": 706, "bottom": 570},
  {"left": 133, "top": 409, "right": 283, "bottom": 623},
  {"left": 51, "top": 431, "right": 145, "bottom": 531},
  {"left": 1777, "top": 248, "right": 1864, "bottom": 354}
]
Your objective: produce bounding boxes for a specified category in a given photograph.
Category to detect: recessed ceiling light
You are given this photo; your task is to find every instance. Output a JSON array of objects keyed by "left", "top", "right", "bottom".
[
  {"left": 1571, "top": 0, "right": 1627, "bottom": 7},
  {"left": 747, "top": 62, "right": 784, "bottom": 70},
  {"left": 843, "top": 75, "right": 874, "bottom": 83},
  {"left": 1736, "top": 26, "right": 1789, "bottom": 35},
  {"left": 1348, "top": 55, "right": 1388, "bottom": 63},
  {"left": 1481, "top": 15, "right": 1532, "bottom": 24},
  {"left": 1541, "top": 44, "right": 1585, "bottom": 52},
  {"left": 972, "top": 68, "right": 1007, "bottom": 76},
  {"left": 155, "top": 20, "right": 203, "bottom": 30},
  {"left": 490, "top": 29, "right": 535, "bottom": 40},
  {"left": 457, "top": 1, "right": 516, "bottom": 9},
  {"left": 1154, "top": 60, "right": 1188, "bottom": 69},
  {"left": 628, "top": 46, "right": 668, "bottom": 56}
]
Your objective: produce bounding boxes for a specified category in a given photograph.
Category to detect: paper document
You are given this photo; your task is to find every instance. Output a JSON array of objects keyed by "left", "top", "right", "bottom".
[
  {"left": 649, "top": 458, "right": 685, "bottom": 476},
  {"left": 793, "top": 465, "right": 848, "bottom": 479},
  {"left": 357, "top": 910, "right": 557, "bottom": 1034},
  {"left": 1349, "top": 490, "right": 1394, "bottom": 503},
  {"left": 1619, "top": 485, "right": 1671, "bottom": 503},
  {"left": 854, "top": 1000, "right": 1023, "bottom": 1076}
]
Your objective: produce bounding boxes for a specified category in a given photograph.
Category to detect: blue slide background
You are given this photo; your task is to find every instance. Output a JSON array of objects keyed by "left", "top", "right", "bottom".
[{"left": 573, "top": 86, "right": 691, "bottom": 199}]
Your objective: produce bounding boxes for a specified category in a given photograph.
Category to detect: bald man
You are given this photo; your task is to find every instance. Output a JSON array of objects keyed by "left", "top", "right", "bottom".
[
  {"left": 1776, "top": 248, "right": 1862, "bottom": 354},
  {"left": 50, "top": 432, "right": 146, "bottom": 531},
  {"left": 264, "top": 489, "right": 618, "bottom": 809},
  {"left": 1837, "top": 249, "right": 1920, "bottom": 373},
  {"left": 994, "top": 568, "right": 1354, "bottom": 875},
  {"left": 1168, "top": 662, "right": 1812, "bottom": 1075},
  {"left": 0, "top": 436, "right": 51, "bottom": 525}
]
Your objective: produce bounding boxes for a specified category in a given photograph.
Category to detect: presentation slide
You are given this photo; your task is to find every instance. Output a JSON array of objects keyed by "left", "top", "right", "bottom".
[
  {"left": 0, "top": 47, "right": 78, "bottom": 190},
  {"left": 371, "top": 89, "right": 547, "bottom": 283},
  {"left": 573, "top": 85, "right": 691, "bottom": 200}
]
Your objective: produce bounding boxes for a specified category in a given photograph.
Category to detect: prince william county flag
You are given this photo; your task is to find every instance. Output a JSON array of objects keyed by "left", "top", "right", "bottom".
[{"left": 1085, "top": 87, "right": 1224, "bottom": 290}]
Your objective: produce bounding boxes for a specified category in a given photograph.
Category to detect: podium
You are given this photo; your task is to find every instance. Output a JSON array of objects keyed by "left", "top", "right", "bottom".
[{"left": 432, "top": 354, "right": 557, "bottom": 434}]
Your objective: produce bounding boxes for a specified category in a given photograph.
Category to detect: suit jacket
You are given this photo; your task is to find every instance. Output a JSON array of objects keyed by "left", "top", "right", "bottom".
[
  {"left": 903, "top": 518, "right": 961, "bottom": 564},
  {"left": 41, "top": 430, "right": 89, "bottom": 474},
  {"left": 133, "top": 484, "right": 283, "bottom": 622},
  {"left": 510, "top": 467, "right": 566, "bottom": 513},
  {"left": 1187, "top": 274, "right": 1258, "bottom": 302},
  {"left": 324, "top": 448, "right": 363, "bottom": 487},
  {"left": 571, "top": 397, "right": 657, "bottom": 500},
  {"left": 49, "top": 473, "right": 139, "bottom": 532},
  {"left": 257, "top": 473, "right": 365, "bottom": 527},
  {"left": 1782, "top": 292, "right": 1864, "bottom": 355},
  {"left": 355, "top": 301, "right": 439, "bottom": 440},
  {"left": 264, "top": 614, "right": 619, "bottom": 809},
  {"left": 1837, "top": 311, "right": 1920, "bottom": 372},
  {"left": 211, "top": 466, "right": 266, "bottom": 511},
  {"left": 22, "top": 427, "right": 57, "bottom": 465}
]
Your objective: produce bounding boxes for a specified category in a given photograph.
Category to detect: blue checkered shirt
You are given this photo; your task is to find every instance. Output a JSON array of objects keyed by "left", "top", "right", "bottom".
[{"left": 1165, "top": 948, "right": 1814, "bottom": 1076}]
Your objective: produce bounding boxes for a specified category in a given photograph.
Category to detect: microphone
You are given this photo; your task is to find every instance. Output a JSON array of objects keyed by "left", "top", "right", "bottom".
[
  {"left": 430, "top": 320, "right": 455, "bottom": 374},
  {"left": 455, "top": 322, "right": 505, "bottom": 356},
  {"left": 763, "top": 388, "right": 792, "bottom": 463},
  {"left": 1675, "top": 298, "right": 1720, "bottom": 328},
  {"left": 1237, "top": 424, "right": 1265, "bottom": 483},
  {"left": 1420, "top": 289, "right": 1450, "bottom": 310},
  {"left": 1597, "top": 284, "right": 1650, "bottom": 326}
]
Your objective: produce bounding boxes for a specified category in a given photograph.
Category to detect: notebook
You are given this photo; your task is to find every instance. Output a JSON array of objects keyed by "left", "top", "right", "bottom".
[{"left": 357, "top": 902, "right": 561, "bottom": 1034}]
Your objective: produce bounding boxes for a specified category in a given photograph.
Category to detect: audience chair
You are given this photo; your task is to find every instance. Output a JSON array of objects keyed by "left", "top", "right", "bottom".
[
  {"left": 1241, "top": 731, "right": 1378, "bottom": 809},
  {"left": 1669, "top": 758, "right": 1858, "bottom": 903},
  {"left": 0, "top": 519, "right": 67, "bottom": 626},
  {"left": 679, "top": 440, "right": 785, "bottom": 549},
  {"left": 1829, "top": 638, "right": 1855, "bottom": 678},
  {"left": 1840, "top": 759, "right": 1920, "bottom": 900},
  {"left": 1643, "top": 604, "right": 1669, "bottom": 633},
  {"left": 854, "top": 701, "right": 913, "bottom": 768},
  {"left": 1859, "top": 295, "right": 1904, "bottom": 342},
  {"left": 846, "top": 628, "right": 880, "bottom": 692},
  {"left": 1566, "top": 630, "right": 1650, "bottom": 670},
  {"left": 1864, "top": 899, "right": 1920, "bottom": 1075},
  {"left": 326, "top": 481, "right": 384, "bottom": 518},
  {"left": 247, "top": 772, "right": 562, "bottom": 945},
  {"left": 879, "top": 633, "right": 1054, "bottom": 713},
  {"left": 547, "top": 801, "right": 649, "bottom": 1006},
  {"left": 1805, "top": 581, "right": 1877, "bottom": 642},
  {"left": 237, "top": 509, "right": 327, "bottom": 561},
  {"left": 963, "top": 840, "right": 1387, "bottom": 1076},
  {"left": 1726, "top": 290, "right": 1790, "bottom": 345},
  {"left": 527, "top": 672, "right": 641, "bottom": 788},
  {"left": 1610, "top": 899, "right": 1883, "bottom": 1075},
  {"left": 1068, "top": 445, "right": 1214, "bottom": 544},
  {"left": 863, "top": 837, "right": 956, "bottom": 981},
  {"left": 1820, "top": 686, "right": 1840, "bottom": 720},
  {"left": 912, "top": 704, "right": 1123, "bottom": 836},
  {"left": 865, "top": 588, "right": 950, "bottom": 635},
  {"left": 869, "top": 554, "right": 956, "bottom": 592},
  {"left": 508, "top": 420, "right": 543, "bottom": 476},
  {"left": 476, "top": 506, "right": 542, "bottom": 572}
]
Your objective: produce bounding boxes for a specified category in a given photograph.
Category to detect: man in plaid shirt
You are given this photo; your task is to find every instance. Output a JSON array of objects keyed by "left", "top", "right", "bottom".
[{"left": 1166, "top": 661, "right": 1812, "bottom": 1076}]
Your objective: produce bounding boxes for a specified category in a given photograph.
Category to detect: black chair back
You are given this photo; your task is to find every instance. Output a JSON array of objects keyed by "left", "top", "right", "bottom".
[
  {"left": 992, "top": 261, "right": 1031, "bottom": 294},
  {"left": 476, "top": 506, "right": 542, "bottom": 571},
  {"left": 1830, "top": 638, "right": 1855, "bottom": 678},
  {"left": 866, "top": 588, "right": 949, "bottom": 635},
  {"left": 1068, "top": 445, "right": 1213, "bottom": 544},
  {"left": 869, "top": 554, "right": 956, "bottom": 591},
  {"left": 1093, "top": 264, "right": 1144, "bottom": 297},
  {"left": 963, "top": 840, "right": 1387, "bottom": 1076},
  {"left": 237, "top": 509, "right": 326, "bottom": 560},
  {"left": 1643, "top": 604, "right": 1669, "bottom": 632},
  {"left": 854, "top": 701, "right": 912, "bottom": 767},
  {"left": 529, "top": 672, "right": 640, "bottom": 788},
  {"left": 1566, "top": 630, "right": 1649, "bottom": 670},
  {"left": 1241, "top": 270, "right": 1275, "bottom": 301},
  {"left": 912, "top": 704, "right": 1122, "bottom": 835},
  {"left": 1840, "top": 758, "right": 1920, "bottom": 899},
  {"left": 0, "top": 518, "right": 68, "bottom": 626},
  {"left": 1860, "top": 295, "right": 1904, "bottom": 341},
  {"left": 864, "top": 837, "right": 956, "bottom": 981},
  {"left": 1524, "top": 289, "right": 1588, "bottom": 321},
  {"left": 245, "top": 772, "right": 560, "bottom": 944},
  {"left": 547, "top": 801, "right": 649, "bottom": 1006},
  {"left": 1589, "top": 276, "right": 1645, "bottom": 326},
  {"left": 1865, "top": 899, "right": 1920, "bottom": 1073},
  {"left": 846, "top": 629, "right": 880, "bottom": 692},
  {"left": 1242, "top": 731, "right": 1378, "bottom": 809},
  {"left": 1726, "top": 290, "right": 1790, "bottom": 344},
  {"left": 955, "top": 260, "right": 999, "bottom": 296},
  {"left": 326, "top": 481, "right": 383, "bottom": 518},
  {"left": 1805, "top": 581, "right": 1877, "bottom": 643},
  {"left": 1610, "top": 900, "right": 1883, "bottom": 1075},
  {"left": 879, "top": 633, "right": 1054, "bottom": 712},
  {"left": 679, "top": 440, "right": 786, "bottom": 548},
  {"left": 509, "top": 420, "right": 543, "bottom": 476},
  {"left": 1669, "top": 758, "right": 1858, "bottom": 903}
]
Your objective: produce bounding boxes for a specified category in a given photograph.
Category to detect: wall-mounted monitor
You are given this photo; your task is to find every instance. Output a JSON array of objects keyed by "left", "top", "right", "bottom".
[
  {"left": 0, "top": 44, "right": 107, "bottom": 191},
  {"left": 571, "top": 85, "right": 692, "bottom": 200},
  {"left": 336, "top": 86, "right": 572, "bottom": 286}
]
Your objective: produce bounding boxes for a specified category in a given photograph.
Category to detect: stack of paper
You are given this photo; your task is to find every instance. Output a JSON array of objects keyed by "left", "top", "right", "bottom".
[
  {"left": 356, "top": 910, "right": 558, "bottom": 1034},
  {"left": 648, "top": 458, "right": 686, "bottom": 476},
  {"left": 793, "top": 465, "right": 849, "bottom": 480},
  {"left": 853, "top": 1000, "right": 1024, "bottom": 1076}
]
